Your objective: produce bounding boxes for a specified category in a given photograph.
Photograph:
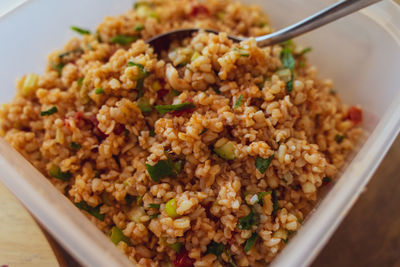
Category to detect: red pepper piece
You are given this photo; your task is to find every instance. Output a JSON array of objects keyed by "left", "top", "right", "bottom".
[
  {"left": 190, "top": 5, "right": 210, "bottom": 17},
  {"left": 157, "top": 89, "right": 169, "bottom": 99},
  {"left": 113, "top": 123, "right": 125, "bottom": 135},
  {"left": 173, "top": 249, "right": 194, "bottom": 267},
  {"left": 347, "top": 106, "right": 362, "bottom": 124}
]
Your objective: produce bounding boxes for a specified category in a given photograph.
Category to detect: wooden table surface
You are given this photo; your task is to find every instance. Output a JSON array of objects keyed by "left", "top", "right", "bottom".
[{"left": 1, "top": 136, "right": 400, "bottom": 266}]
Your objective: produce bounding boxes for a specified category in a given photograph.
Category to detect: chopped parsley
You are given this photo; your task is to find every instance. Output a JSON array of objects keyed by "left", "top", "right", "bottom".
[
  {"left": 127, "top": 62, "right": 150, "bottom": 90},
  {"left": 296, "top": 47, "right": 312, "bottom": 57},
  {"left": 148, "top": 203, "right": 160, "bottom": 209},
  {"left": 135, "top": 24, "right": 145, "bottom": 32},
  {"left": 74, "top": 201, "right": 104, "bottom": 221},
  {"left": 137, "top": 97, "right": 153, "bottom": 113},
  {"left": 280, "top": 48, "right": 295, "bottom": 92},
  {"left": 225, "top": 248, "right": 238, "bottom": 267},
  {"left": 149, "top": 212, "right": 160, "bottom": 219},
  {"left": 323, "top": 176, "right": 332, "bottom": 183},
  {"left": 155, "top": 103, "right": 195, "bottom": 115},
  {"left": 255, "top": 155, "right": 274, "bottom": 174},
  {"left": 335, "top": 134, "right": 345, "bottom": 144},
  {"left": 257, "top": 191, "right": 271, "bottom": 206},
  {"left": 52, "top": 62, "right": 65, "bottom": 76},
  {"left": 168, "top": 242, "right": 182, "bottom": 252},
  {"left": 244, "top": 233, "right": 259, "bottom": 252},
  {"left": 272, "top": 190, "right": 279, "bottom": 215},
  {"left": 145, "top": 158, "right": 181, "bottom": 182},
  {"left": 125, "top": 194, "right": 135, "bottom": 205},
  {"left": 110, "top": 35, "right": 138, "bottom": 45},
  {"left": 77, "top": 77, "right": 84, "bottom": 86},
  {"left": 40, "top": 106, "right": 58, "bottom": 116},
  {"left": 238, "top": 207, "right": 259, "bottom": 230},
  {"left": 70, "top": 142, "right": 82, "bottom": 150},
  {"left": 213, "top": 87, "right": 221, "bottom": 94},
  {"left": 206, "top": 241, "right": 225, "bottom": 257},
  {"left": 95, "top": 88, "right": 104, "bottom": 94},
  {"left": 171, "top": 89, "right": 181, "bottom": 96},
  {"left": 200, "top": 128, "right": 208, "bottom": 135},
  {"left": 49, "top": 165, "right": 72, "bottom": 181},
  {"left": 70, "top": 26, "right": 91, "bottom": 35},
  {"left": 233, "top": 95, "right": 243, "bottom": 109},
  {"left": 149, "top": 129, "right": 156, "bottom": 137}
]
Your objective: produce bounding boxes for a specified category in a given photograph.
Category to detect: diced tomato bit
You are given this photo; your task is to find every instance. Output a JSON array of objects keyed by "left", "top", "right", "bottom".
[
  {"left": 64, "top": 118, "right": 72, "bottom": 130},
  {"left": 157, "top": 89, "right": 169, "bottom": 99},
  {"left": 74, "top": 111, "right": 84, "bottom": 121},
  {"left": 113, "top": 123, "right": 125, "bottom": 135},
  {"left": 173, "top": 249, "right": 194, "bottom": 267},
  {"left": 190, "top": 5, "right": 210, "bottom": 17},
  {"left": 347, "top": 106, "right": 362, "bottom": 124}
]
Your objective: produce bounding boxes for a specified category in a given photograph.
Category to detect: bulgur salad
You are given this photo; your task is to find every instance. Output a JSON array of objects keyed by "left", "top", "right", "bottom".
[{"left": 0, "top": 0, "right": 363, "bottom": 266}]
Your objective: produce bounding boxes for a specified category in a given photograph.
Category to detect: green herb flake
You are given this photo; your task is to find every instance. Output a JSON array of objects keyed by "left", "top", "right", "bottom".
[
  {"left": 323, "top": 176, "right": 332, "bottom": 183},
  {"left": 95, "top": 88, "right": 104, "bottom": 94},
  {"left": 124, "top": 129, "right": 130, "bottom": 137},
  {"left": 213, "top": 87, "right": 221, "bottom": 94},
  {"left": 272, "top": 190, "right": 279, "bottom": 215},
  {"left": 145, "top": 159, "right": 180, "bottom": 182},
  {"left": 335, "top": 134, "right": 345, "bottom": 143},
  {"left": 49, "top": 165, "right": 72, "bottom": 181},
  {"left": 233, "top": 48, "right": 250, "bottom": 57},
  {"left": 244, "top": 233, "right": 259, "bottom": 252},
  {"left": 155, "top": 102, "right": 195, "bottom": 115},
  {"left": 206, "top": 241, "right": 225, "bottom": 257},
  {"left": 281, "top": 39, "right": 295, "bottom": 53},
  {"left": 200, "top": 128, "right": 208, "bottom": 135},
  {"left": 70, "top": 142, "right": 82, "bottom": 150},
  {"left": 168, "top": 242, "right": 182, "bottom": 253},
  {"left": 173, "top": 160, "right": 183, "bottom": 175},
  {"left": 297, "top": 47, "right": 312, "bottom": 57},
  {"left": 137, "top": 97, "right": 153, "bottom": 113},
  {"left": 70, "top": 26, "right": 91, "bottom": 35},
  {"left": 52, "top": 62, "right": 65, "bottom": 76},
  {"left": 110, "top": 226, "right": 130, "bottom": 245},
  {"left": 148, "top": 203, "right": 160, "bottom": 209},
  {"left": 74, "top": 201, "right": 104, "bottom": 221},
  {"left": 149, "top": 129, "right": 156, "bottom": 137},
  {"left": 225, "top": 248, "right": 238, "bottom": 267},
  {"left": 110, "top": 35, "right": 138, "bottom": 45},
  {"left": 330, "top": 89, "right": 337, "bottom": 95},
  {"left": 77, "top": 77, "right": 84, "bottom": 86},
  {"left": 136, "top": 195, "right": 144, "bottom": 206},
  {"left": 257, "top": 191, "right": 271, "bottom": 206},
  {"left": 286, "top": 76, "right": 294, "bottom": 92},
  {"left": 171, "top": 89, "right": 181, "bottom": 96},
  {"left": 255, "top": 155, "right": 274, "bottom": 174},
  {"left": 134, "top": 24, "right": 145, "bottom": 32},
  {"left": 233, "top": 95, "right": 243, "bottom": 109},
  {"left": 125, "top": 194, "right": 135, "bottom": 205},
  {"left": 40, "top": 106, "right": 58, "bottom": 116},
  {"left": 149, "top": 212, "right": 160, "bottom": 219},
  {"left": 238, "top": 207, "right": 259, "bottom": 230},
  {"left": 280, "top": 49, "right": 296, "bottom": 71}
]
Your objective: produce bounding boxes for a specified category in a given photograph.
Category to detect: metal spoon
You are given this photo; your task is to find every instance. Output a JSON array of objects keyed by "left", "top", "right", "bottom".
[{"left": 147, "top": 0, "right": 382, "bottom": 53}]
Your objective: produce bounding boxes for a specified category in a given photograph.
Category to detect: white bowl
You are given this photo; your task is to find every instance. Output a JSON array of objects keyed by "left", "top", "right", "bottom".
[{"left": 0, "top": 0, "right": 399, "bottom": 266}]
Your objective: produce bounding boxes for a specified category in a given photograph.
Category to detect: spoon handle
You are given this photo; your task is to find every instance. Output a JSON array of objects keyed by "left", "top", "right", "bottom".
[{"left": 255, "top": 0, "right": 382, "bottom": 47}]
